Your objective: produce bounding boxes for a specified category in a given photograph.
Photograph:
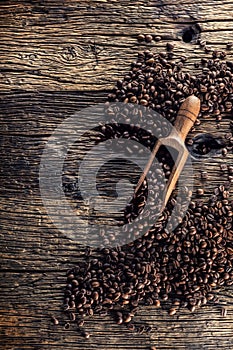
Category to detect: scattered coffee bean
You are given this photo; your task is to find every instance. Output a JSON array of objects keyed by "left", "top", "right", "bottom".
[
  {"left": 64, "top": 322, "right": 70, "bottom": 330},
  {"left": 137, "top": 34, "right": 145, "bottom": 42},
  {"left": 196, "top": 188, "right": 204, "bottom": 195},
  {"left": 168, "top": 308, "right": 177, "bottom": 316},
  {"left": 82, "top": 331, "right": 90, "bottom": 339},
  {"left": 154, "top": 35, "right": 162, "bottom": 42},
  {"left": 222, "top": 148, "right": 228, "bottom": 156},
  {"left": 201, "top": 171, "right": 208, "bottom": 180},
  {"left": 69, "top": 312, "right": 76, "bottom": 322},
  {"left": 77, "top": 319, "right": 85, "bottom": 327},
  {"left": 166, "top": 43, "right": 174, "bottom": 51},
  {"left": 124, "top": 313, "right": 132, "bottom": 323},
  {"left": 145, "top": 34, "right": 153, "bottom": 43},
  {"left": 51, "top": 316, "right": 59, "bottom": 325},
  {"left": 220, "top": 164, "right": 228, "bottom": 171},
  {"left": 205, "top": 46, "right": 212, "bottom": 53}
]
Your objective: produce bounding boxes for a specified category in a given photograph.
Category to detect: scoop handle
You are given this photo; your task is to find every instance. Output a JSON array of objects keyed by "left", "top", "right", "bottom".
[{"left": 174, "top": 95, "right": 200, "bottom": 141}]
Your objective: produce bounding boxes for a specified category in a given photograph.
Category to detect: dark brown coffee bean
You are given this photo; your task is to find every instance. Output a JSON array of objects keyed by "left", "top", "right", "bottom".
[
  {"left": 166, "top": 43, "right": 174, "bottom": 51},
  {"left": 51, "top": 316, "right": 59, "bottom": 325},
  {"left": 124, "top": 314, "right": 132, "bottom": 323},
  {"left": 91, "top": 281, "right": 100, "bottom": 288},
  {"left": 196, "top": 188, "right": 204, "bottom": 195},
  {"left": 201, "top": 171, "right": 208, "bottom": 179},
  {"left": 117, "top": 311, "right": 123, "bottom": 325},
  {"left": 64, "top": 322, "right": 70, "bottom": 330},
  {"left": 154, "top": 300, "right": 161, "bottom": 307},
  {"left": 189, "top": 306, "right": 196, "bottom": 312},
  {"left": 77, "top": 319, "right": 84, "bottom": 327},
  {"left": 137, "top": 34, "right": 145, "bottom": 42},
  {"left": 82, "top": 331, "right": 90, "bottom": 339},
  {"left": 69, "top": 312, "right": 76, "bottom": 321},
  {"left": 140, "top": 99, "right": 149, "bottom": 106},
  {"left": 127, "top": 323, "right": 135, "bottom": 331},
  {"left": 168, "top": 308, "right": 177, "bottom": 316},
  {"left": 145, "top": 34, "right": 153, "bottom": 43},
  {"left": 154, "top": 35, "right": 161, "bottom": 42}
]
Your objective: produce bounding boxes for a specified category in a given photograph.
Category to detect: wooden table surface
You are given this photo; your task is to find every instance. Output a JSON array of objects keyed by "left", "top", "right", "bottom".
[{"left": 0, "top": 1, "right": 233, "bottom": 349}]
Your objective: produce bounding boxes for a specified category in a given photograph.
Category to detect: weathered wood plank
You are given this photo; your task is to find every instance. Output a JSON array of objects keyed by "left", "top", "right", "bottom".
[
  {"left": 0, "top": 271, "right": 233, "bottom": 349},
  {"left": 1, "top": 1, "right": 233, "bottom": 90},
  {"left": 0, "top": 1, "right": 233, "bottom": 350}
]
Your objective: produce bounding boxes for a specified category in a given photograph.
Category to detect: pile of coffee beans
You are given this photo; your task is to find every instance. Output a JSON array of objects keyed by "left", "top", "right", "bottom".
[
  {"left": 108, "top": 49, "right": 233, "bottom": 128},
  {"left": 92, "top": 119, "right": 178, "bottom": 247},
  {"left": 62, "top": 47, "right": 232, "bottom": 334},
  {"left": 64, "top": 185, "right": 232, "bottom": 326}
]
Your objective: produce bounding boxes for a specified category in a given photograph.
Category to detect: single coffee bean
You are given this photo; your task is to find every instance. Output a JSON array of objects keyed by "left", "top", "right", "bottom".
[
  {"left": 51, "top": 316, "right": 59, "bottom": 325},
  {"left": 82, "top": 331, "right": 90, "bottom": 339},
  {"left": 166, "top": 43, "right": 174, "bottom": 51},
  {"left": 137, "top": 34, "right": 145, "bottom": 42},
  {"left": 145, "top": 34, "right": 153, "bottom": 43},
  {"left": 168, "top": 308, "right": 177, "bottom": 316},
  {"left": 64, "top": 322, "right": 70, "bottom": 330},
  {"left": 124, "top": 314, "right": 132, "bottom": 323},
  {"left": 77, "top": 319, "right": 85, "bottom": 327},
  {"left": 196, "top": 188, "right": 204, "bottom": 195}
]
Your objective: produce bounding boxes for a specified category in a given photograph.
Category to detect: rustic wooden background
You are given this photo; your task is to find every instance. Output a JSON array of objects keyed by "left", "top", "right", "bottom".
[{"left": 0, "top": 1, "right": 233, "bottom": 349}]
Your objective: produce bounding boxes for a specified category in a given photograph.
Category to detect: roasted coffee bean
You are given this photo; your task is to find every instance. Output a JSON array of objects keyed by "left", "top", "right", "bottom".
[
  {"left": 166, "top": 43, "right": 174, "bottom": 51},
  {"left": 116, "top": 311, "right": 123, "bottom": 325},
  {"left": 69, "top": 312, "right": 76, "bottom": 322},
  {"left": 154, "top": 35, "right": 161, "bottom": 42},
  {"left": 137, "top": 34, "right": 145, "bottom": 42},
  {"left": 77, "top": 319, "right": 85, "bottom": 327},
  {"left": 82, "top": 331, "right": 90, "bottom": 339},
  {"left": 64, "top": 322, "right": 70, "bottom": 330},
  {"left": 196, "top": 188, "right": 204, "bottom": 195},
  {"left": 124, "top": 313, "right": 132, "bottom": 323},
  {"left": 127, "top": 323, "right": 135, "bottom": 331},
  {"left": 51, "top": 316, "right": 59, "bottom": 325},
  {"left": 145, "top": 34, "right": 153, "bottom": 43},
  {"left": 201, "top": 171, "right": 208, "bottom": 179},
  {"left": 62, "top": 304, "right": 69, "bottom": 311},
  {"left": 108, "top": 48, "right": 233, "bottom": 129},
  {"left": 168, "top": 308, "right": 177, "bottom": 316},
  {"left": 91, "top": 281, "right": 100, "bottom": 288},
  {"left": 154, "top": 300, "right": 161, "bottom": 307}
]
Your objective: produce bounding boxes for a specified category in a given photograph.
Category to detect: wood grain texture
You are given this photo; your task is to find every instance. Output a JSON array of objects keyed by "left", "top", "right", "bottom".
[
  {"left": 1, "top": 0, "right": 233, "bottom": 90},
  {"left": 0, "top": 1, "right": 233, "bottom": 349}
]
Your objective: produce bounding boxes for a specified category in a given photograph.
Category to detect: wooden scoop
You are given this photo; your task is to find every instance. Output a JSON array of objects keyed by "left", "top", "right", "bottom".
[{"left": 134, "top": 95, "right": 201, "bottom": 210}]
